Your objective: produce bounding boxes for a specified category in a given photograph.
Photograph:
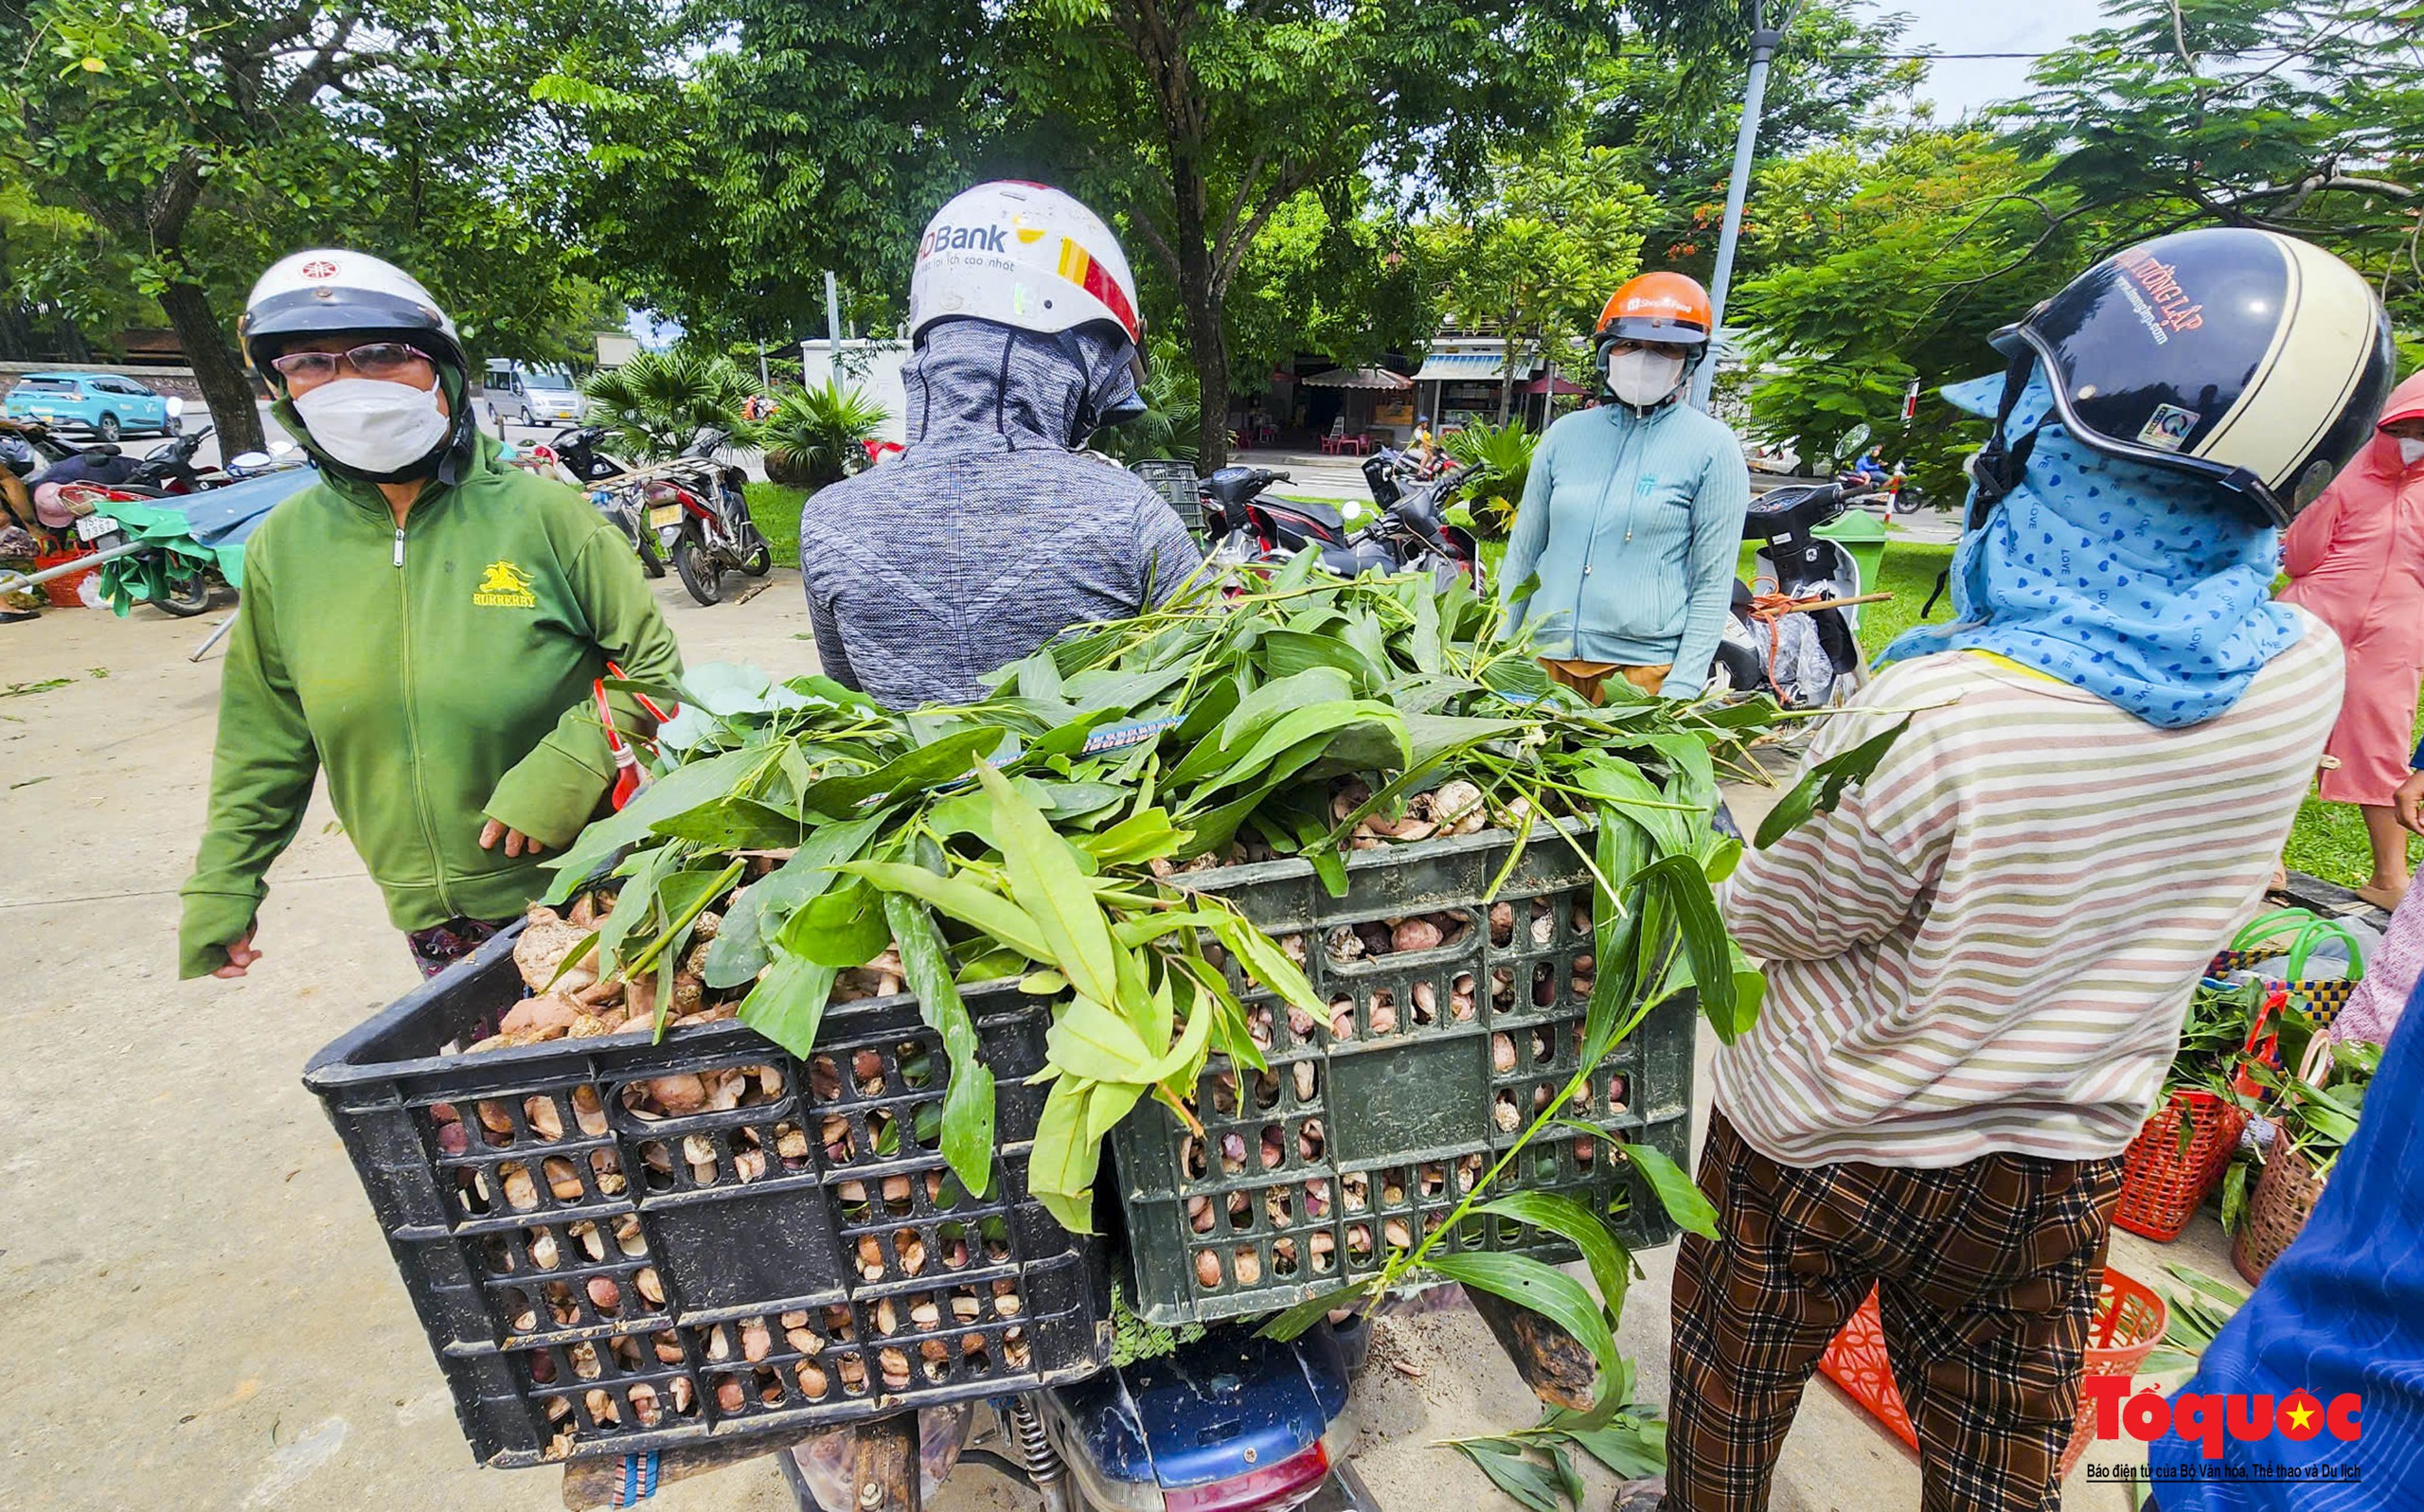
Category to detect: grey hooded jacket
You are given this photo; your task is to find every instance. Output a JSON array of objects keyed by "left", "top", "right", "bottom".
[{"left": 798, "top": 322, "right": 1202, "bottom": 709}]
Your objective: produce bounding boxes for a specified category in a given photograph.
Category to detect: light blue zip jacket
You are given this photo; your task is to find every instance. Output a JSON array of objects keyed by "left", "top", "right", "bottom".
[{"left": 1499, "top": 399, "right": 1751, "bottom": 696}]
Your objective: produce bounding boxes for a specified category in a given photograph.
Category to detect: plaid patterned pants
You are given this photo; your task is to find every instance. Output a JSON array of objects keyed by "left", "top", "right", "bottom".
[{"left": 1668, "top": 1112, "right": 2122, "bottom": 1512}]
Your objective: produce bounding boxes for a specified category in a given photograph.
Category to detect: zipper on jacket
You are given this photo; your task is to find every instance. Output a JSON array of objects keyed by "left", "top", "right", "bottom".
[
  {"left": 1574, "top": 417, "right": 1640, "bottom": 638},
  {"left": 390, "top": 509, "right": 458, "bottom": 916}
]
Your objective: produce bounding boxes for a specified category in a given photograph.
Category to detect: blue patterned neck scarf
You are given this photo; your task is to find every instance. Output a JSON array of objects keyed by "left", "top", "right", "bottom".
[{"left": 1878, "top": 374, "right": 2304, "bottom": 729}]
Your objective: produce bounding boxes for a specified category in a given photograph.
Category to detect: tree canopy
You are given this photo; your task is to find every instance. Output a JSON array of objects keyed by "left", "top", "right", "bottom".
[
  {"left": 4, "top": 0, "right": 2415, "bottom": 483},
  {"left": 7, "top": 0, "right": 675, "bottom": 447}
]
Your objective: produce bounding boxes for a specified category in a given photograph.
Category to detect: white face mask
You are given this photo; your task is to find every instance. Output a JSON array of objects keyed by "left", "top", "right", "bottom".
[
  {"left": 1607, "top": 348, "right": 1686, "bottom": 408},
  {"left": 2397, "top": 436, "right": 2424, "bottom": 468},
  {"left": 292, "top": 377, "right": 452, "bottom": 474}
]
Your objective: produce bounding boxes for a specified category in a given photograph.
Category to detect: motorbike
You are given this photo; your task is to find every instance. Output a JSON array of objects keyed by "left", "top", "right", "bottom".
[
  {"left": 544, "top": 427, "right": 668, "bottom": 580},
  {"left": 1715, "top": 479, "right": 1881, "bottom": 707},
  {"left": 651, "top": 426, "right": 773, "bottom": 606},
  {"left": 54, "top": 464, "right": 317, "bottom": 617},
  {"left": 1880, "top": 468, "right": 1932, "bottom": 515},
  {"left": 116, "top": 426, "right": 218, "bottom": 492},
  {"left": 1835, "top": 463, "right": 1931, "bottom": 515},
  {"left": 1199, "top": 464, "right": 1293, "bottom": 565},
  {"left": 1240, "top": 460, "right": 1487, "bottom": 593},
  {"left": 1371, "top": 444, "right": 1447, "bottom": 487}
]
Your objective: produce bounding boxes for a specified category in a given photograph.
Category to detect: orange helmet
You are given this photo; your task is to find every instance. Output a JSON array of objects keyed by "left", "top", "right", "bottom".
[{"left": 1595, "top": 271, "right": 1714, "bottom": 350}]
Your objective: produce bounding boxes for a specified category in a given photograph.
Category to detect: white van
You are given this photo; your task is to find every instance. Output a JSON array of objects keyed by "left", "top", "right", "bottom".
[{"left": 483, "top": 361, "right": 587, "bottom": 429}]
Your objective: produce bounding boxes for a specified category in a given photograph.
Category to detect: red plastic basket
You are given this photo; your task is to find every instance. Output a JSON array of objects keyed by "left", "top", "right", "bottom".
[
  {"left": 2058, "top": 1269, "right": 2166, "bottom": 1479},
  {"left": 1819, "top": 1267, "right": 2166, "bottom": 1482},
  {"left": 30, "top": 547, "right": 98, "bottom": 608},
  {"left": 2113, "top": 1090, "right": 2246, "bottom": 1242},
  {"left": 1816, "top": 1289, "right": 1916, "bottom": 1450}
]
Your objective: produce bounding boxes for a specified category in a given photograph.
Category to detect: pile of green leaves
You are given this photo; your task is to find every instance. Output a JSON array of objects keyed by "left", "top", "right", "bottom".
[
  {"left": 2143, "top": 1263, "right": 2249, "bottom": 1376},
  {"left": 2166, "top": 979, "right": 2265, "bottom": 1099},
  {"left": 550, "top": 560, "right": 1860, "bottom": 1220},
  {"left": 532, "top": 558, "right": 1898, "bottom": 1499},
  {"left": 2222, "top": 1037, "right": 2379, "bottom": 1230}
]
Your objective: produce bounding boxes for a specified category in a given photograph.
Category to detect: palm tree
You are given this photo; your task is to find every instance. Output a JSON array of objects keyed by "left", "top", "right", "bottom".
[
  {"left": 1440, "top": 419, "right": 1540, "bottom": 539},
  {"left": 760, "top": 379, "right": 893, "bottom": 488},
  {"left": 580, "top": 350, "right": 758, "bottom": 461}
]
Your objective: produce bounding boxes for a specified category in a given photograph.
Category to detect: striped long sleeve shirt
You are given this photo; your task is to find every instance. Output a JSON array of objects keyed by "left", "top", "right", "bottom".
[{"left": 1716, "top": 614, "right": 2343, "bottom": 1168}]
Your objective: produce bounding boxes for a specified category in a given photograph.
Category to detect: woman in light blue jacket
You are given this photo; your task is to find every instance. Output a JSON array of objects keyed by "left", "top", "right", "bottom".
[{"left": 1501, "top": 271, "right": 1750, "bottom": 702}]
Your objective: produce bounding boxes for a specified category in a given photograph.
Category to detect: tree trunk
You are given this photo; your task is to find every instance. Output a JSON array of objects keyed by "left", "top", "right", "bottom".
[
  {"left": 1170, "top": 195, "right": 1230, "bottom": 473},
  {"left": 1187, "top": 295, "right": 1230, "bottom": 473},
  {"left": 159, "top": 278, "right": 265, "bottom": 455}
]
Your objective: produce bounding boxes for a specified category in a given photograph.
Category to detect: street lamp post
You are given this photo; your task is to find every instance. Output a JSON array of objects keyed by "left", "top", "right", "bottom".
[{"left": 1689, "top": 5, "right": 1782, "bottom": 411}]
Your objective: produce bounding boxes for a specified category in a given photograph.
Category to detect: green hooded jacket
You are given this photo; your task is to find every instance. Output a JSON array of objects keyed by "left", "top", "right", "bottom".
[{"left": 177, "top": 398, "right": 682, "bottom": 978}]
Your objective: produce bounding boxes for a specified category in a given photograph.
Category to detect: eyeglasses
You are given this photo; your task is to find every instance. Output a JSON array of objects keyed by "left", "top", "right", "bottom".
[{"left": 269, "top": 341, "right": 432, "bottom": 383}]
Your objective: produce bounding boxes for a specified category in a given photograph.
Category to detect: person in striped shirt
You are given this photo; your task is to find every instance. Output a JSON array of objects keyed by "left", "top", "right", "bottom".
[{"left": 1656, "top": 228, "right": 2397, "bottom": 1512}]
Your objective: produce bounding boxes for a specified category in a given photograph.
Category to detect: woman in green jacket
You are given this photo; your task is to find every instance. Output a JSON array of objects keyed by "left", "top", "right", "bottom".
[{"left": 178, "top": 249, "right": 683, "bottom": 981}]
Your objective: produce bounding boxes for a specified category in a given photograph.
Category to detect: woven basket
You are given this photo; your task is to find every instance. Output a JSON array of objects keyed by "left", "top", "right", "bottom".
[
  {"left": 2113, "top": 1091, "right": 2247, "bottom": 1242},
  {"left": 2232, "top": 1137, "right": 2326, "bottom": 1284}
]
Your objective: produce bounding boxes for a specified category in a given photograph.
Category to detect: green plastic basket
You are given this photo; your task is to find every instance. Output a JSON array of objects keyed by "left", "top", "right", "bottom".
[{"left": 1114, "top": 821, "right": 1697, "bottom": 1326}]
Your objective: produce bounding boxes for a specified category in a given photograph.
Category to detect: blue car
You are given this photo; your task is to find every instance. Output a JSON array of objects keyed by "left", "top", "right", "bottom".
[{"left": 4, "top": 371, "right": 181, "bottom": 441}]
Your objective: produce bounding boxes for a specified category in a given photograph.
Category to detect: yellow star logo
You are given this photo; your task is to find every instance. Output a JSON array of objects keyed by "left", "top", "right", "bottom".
[{"left": 2285, "top": 1402, "right": 2316, "bottom": 1432}]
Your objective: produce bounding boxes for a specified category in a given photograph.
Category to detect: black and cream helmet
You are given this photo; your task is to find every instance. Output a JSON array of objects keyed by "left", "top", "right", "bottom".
[{"left": 1970, "top": 227, "right": 2396, "bottom": 527}]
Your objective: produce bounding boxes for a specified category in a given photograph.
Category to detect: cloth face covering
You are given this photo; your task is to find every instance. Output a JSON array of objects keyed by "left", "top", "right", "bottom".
[
  {"left": 1606, "top": 348, "right": 1685, "bottom": 407},
  {"left": 2397, "top": 436, "right": 2424, "bottom": 468},
  {"left": 1877, "top": 372, "right": 2303, "bottom": 729},
  {"left": 292, "top": 377, "right": 452, "bottom": 474}
]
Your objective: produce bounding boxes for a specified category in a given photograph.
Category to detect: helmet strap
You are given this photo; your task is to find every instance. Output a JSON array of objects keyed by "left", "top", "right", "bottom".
[
  {"left": 1923, "top": 352, "right": 2043, "bottom": 621},
  {"left": 1963, "top": 350, "right": 2043, "bottom": 531}
]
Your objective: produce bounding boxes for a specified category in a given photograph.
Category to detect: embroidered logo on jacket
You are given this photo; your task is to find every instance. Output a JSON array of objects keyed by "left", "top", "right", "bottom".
[{"left": 473, "top": 560, "right": 538, "bottom": 608}]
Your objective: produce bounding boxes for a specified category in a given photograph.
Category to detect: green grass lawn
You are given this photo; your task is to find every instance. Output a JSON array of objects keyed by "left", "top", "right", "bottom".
[{"left": 745, "top": 482, "right": 809, "bottom": 568}]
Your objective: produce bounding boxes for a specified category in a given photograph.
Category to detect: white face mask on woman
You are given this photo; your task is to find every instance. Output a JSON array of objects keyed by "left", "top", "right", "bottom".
[
  {"left": 1606, "top": 348, "right": 1686, "bottom": 408},
  {"left": 2397, "top": 436, "right": 2424, "bottom": 469},
  {"left": 292, "top": 377, "right": 452, "bottom": 474}
]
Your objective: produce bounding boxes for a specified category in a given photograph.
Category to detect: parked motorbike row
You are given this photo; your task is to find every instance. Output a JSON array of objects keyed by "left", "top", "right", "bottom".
[
  {"left": 532, "top": 424, "right": 773, "bottom": 606},
  {"left": 1195, "top": 449, "right": 1488, "bottom": 593},
  {"left": 1, "top": 421, "right": 309, "bottom": 614}
]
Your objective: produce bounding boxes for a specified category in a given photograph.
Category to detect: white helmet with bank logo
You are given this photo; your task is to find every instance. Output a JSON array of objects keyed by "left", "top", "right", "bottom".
[{"left": 908, "top": 181, "right": 1143, "bottom": 353}]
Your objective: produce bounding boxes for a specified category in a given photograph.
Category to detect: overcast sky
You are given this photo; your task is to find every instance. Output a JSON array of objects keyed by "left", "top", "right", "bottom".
[{"left": 1870, "top": 0, "right": 2116, "bottom": 118}]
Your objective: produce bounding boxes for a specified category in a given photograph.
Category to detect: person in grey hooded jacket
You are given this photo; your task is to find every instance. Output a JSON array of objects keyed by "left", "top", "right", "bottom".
[{"left": 798, "top": 182, "right": 1201, "bottom": 709}]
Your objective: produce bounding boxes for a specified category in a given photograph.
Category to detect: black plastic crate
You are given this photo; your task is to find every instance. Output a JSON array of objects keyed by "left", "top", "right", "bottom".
[
  {"left": 304, "top": 924, "right": 1111, "bottom": 1468},
  {"left": 1131, "top": 458, "right": 1206, "bottom": 535},
  {"left": 1114, "top": 822, "right": 1696, "bottom": 1326}
]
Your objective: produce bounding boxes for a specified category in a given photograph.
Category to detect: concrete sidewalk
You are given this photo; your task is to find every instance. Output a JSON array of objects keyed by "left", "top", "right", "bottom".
[{"left": 0, "top": 582, "right": 2201, "bottom": 1512}]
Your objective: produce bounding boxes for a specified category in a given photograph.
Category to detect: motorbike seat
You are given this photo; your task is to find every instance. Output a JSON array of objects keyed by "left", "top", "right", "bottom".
[{"left": 1255, "top": 495, "right": 1347, "bottom": 537}]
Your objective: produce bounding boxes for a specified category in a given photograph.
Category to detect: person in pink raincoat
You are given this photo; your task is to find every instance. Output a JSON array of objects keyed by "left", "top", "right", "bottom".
[{"left": 2279, "top": 370, "right": 2424, "bottom": 908}]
